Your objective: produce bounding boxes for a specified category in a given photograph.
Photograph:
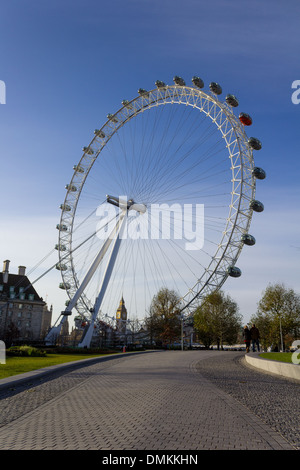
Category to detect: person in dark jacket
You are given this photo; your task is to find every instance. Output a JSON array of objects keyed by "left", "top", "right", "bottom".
[
  {"left": 250, "top": 324, "right": 260, "bottom": 352},
  {"left": 243, "top": 325, "right": 251, "bottom": 353}
]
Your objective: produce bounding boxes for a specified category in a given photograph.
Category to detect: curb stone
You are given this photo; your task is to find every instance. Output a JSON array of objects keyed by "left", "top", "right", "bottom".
[
  {"left": 0, "top": 350, "right": 156, "bottom": 391},
  {"left": 244, "top": 352, "right": 300, "bottom": 381}
]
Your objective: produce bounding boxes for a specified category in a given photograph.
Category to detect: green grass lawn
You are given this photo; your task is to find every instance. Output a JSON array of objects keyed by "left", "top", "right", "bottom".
[
  {"left": 259, "top": 352, "right": 295, "bottom": 363},
  {"left": 0, "top": 354, "right": 106, "bottom": 380}
]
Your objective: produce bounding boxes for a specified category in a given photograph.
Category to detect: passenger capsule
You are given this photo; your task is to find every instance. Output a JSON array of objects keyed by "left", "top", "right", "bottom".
[
  {"left": 73, "top": 164, "right": 84, "bottom": 173},
  {"left": 82, "top": 146, "right": 94, "bottom": 155},
  {"left": 227, "top": 266, "right": 242, "bottom": 278},
  {"left": 60, "top": 204, "right": 71, "bottom": 211},
  {"left": 55, "top": 244, "right": 66, "bottom": 251},
  {"left": 121, "top": 100, "right": 133, "bottom": 109},
  {"left": 192, "top": 76, "right": 204, "bottom": 88},
  {"left": 56, "top": 224, "right": 68, "bottom": 231},
  {"left": 173, "top": 76, "right": 185, "bottom": 86},
  {"left": 252, "top": 167, "right": 266, "bottom": 180},
  {"left": 155, "top": 80, "right": 166, "bottom": 88},
  {"left": 241, "top": 234, "right": 256, "bottom": 246},
  {"left": 65, "top": 184, "right": 77, "bottom": 192},
  {"left": 250, "top": 200, "right": 264, "bottom": 212},
  {"left": 107, "top": 113, "right": 118, "bottom": 123},
  {"left": 239, "top": 112, "right": 252, "bottom": 126},
  {"left": 225, "top": 94, "right": 239, "bottom": 107},
  {"left": 248, "top": 137, "right": 262, "bottom": 150},
  {"left": 94, "top": 129, "right": 106, "bottom": 138},
  {"left": 209, "top": 82, "right": 222, "bottom": 95},
  {"left": 138, "top": 88, "right": 149, "bottom": 97},
  {"left": 59, "top": 282, "right": 70, "bottom": 290},
  {"left": 56, "top": 263, "right": 67, "bottom": 271}
]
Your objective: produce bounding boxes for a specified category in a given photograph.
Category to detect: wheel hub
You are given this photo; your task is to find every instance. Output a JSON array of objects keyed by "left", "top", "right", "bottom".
[{"left": 106, "top": 194, "right": 146, "bottom": 214}]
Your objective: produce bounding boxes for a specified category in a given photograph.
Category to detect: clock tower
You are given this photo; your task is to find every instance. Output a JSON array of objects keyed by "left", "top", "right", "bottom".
[{"left": 116, "top": 296, "right": 127, "bottom": 333}]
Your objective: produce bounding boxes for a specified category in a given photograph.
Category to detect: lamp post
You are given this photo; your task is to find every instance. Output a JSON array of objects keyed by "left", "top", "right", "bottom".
[
  {"left": 279, "top": 315, "right": 284, "bottom": 352},
  {"left": 181, "top": 315, "right": 183, "bottom": 350}
]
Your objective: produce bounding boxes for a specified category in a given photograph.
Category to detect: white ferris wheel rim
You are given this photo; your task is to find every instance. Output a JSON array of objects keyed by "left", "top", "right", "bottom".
[{"left": 57, "top": 81, "right": 258, "bottom": 320}]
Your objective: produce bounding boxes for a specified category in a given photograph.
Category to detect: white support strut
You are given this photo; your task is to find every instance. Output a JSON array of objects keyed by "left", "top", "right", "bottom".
[
  {"left": 45, "top": 210, "right": 127, "bottom": 345},
  {"left": 78, "top": 210, "right": 127, "bottom": 347}
]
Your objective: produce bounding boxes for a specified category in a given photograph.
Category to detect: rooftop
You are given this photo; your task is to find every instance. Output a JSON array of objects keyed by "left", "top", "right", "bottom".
[{"left": 0, "top": 260, "right": 44, "bottom": 304}]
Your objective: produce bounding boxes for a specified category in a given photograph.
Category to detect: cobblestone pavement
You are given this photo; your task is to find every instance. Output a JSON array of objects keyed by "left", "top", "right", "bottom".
[
  {"left": 196, "top": 351, "right": 300, "bottom": 450},
  {"left": 0, "top": 350, "right": 298, "bottom": 450}
]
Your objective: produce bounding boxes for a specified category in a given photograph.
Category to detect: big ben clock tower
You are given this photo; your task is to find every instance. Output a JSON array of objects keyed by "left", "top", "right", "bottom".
[{"left": 116, "top": 297, "right": 127, "bottom": 333}]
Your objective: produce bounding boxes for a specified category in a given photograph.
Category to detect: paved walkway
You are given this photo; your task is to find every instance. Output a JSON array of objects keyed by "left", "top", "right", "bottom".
[{"left": 0, "top": 350, "right": 298, "bottom": 450}]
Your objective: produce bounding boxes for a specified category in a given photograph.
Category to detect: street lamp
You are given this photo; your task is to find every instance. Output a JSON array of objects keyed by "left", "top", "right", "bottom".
[
  {"left": 279, "top": 315, "right": 284, "bottom": 352},
  {"left": 181, "top": 315, "right": 183, "bottom": 350}
]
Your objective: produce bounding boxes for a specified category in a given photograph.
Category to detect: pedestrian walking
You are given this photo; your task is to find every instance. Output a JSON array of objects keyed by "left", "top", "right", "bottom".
[
  {"left": 243, "top": 325, "right": 251, "bottom": 353},
  {"left": 250, "top": 323, "right": 260, "bottom": 352}
]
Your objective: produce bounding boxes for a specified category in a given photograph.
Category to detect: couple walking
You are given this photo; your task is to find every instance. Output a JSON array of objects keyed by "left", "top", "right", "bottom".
[{"left": 243, "top": 324, "right": 260, "bottom": 353}]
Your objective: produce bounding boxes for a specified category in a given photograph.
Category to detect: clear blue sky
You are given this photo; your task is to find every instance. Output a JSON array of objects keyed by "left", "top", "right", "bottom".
[{"left": 1, "top": 0, "right": 300, "bottom": 326}]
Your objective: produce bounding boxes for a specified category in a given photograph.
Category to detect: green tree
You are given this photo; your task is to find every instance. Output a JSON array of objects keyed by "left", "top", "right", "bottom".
[
  {"left": 193, "top": 291, "right": 242, "bottom": 349},
  {"left": 145, "top": 288, "right": 182, "bottom": 346},
  {"left": 251, "top": 283, "right": 300, "bottom": 350}
]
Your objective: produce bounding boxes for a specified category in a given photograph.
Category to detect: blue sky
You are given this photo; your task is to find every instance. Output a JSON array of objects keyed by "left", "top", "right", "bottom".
[{"left": 1, "top": 0, "right": 300, "bottom": 327}]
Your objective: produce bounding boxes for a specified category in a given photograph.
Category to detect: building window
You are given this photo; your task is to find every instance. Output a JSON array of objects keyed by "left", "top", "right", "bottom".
[
  {"left": 18, "top": 311, "right": 22, "bottom": 318},
  {"left": 0, "top": 285, "right": 3, "bottom": 292},
  {"left": 9, "top": 286, "right": 14, "bottom": 293},
  {"left": 19, "top": 293, "right": 25, "bottom": 300},
  {"left": 28, "top": 294, "right": 34, "bottom": 301}
]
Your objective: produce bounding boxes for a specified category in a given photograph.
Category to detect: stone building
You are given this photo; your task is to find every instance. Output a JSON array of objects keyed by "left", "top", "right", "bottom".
[{"left": 0, "top": 260, "right": 52, "bottom": 345}]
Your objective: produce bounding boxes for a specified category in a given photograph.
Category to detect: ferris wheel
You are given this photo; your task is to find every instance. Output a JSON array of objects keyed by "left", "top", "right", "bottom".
[{"left": 45, "top": 75, "right": 265, "bottom": 347}]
